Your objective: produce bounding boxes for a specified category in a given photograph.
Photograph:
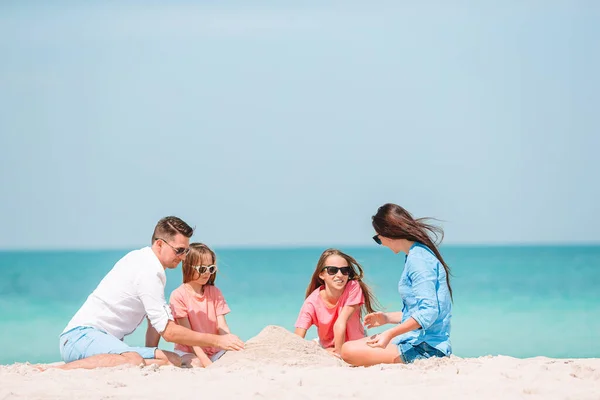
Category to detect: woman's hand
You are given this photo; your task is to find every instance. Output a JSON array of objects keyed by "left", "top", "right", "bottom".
[
  {"left": 363, "top": 312, "right": 389, "bottom": 328},
  {"left": 366, "top": 331, "right": 393, "bottom": 349}
]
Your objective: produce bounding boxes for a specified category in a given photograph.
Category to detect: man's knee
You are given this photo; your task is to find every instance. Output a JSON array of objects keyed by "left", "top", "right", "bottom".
[{"left": 121, "top": 352, "right": 145, "bottom": 366}]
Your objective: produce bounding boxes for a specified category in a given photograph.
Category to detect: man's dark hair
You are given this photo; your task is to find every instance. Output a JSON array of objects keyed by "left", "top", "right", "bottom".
[{"left": 151, "top": 216, "right": 194, "bottom": 244}]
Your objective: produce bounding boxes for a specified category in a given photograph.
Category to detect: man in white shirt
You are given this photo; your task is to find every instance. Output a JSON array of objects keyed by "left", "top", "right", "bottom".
[{"left": 57, "top": 216, "right": 244, "bottom": 370}]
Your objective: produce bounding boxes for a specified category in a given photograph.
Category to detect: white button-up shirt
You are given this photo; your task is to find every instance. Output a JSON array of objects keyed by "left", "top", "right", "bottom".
[{"left": 63, "top": 247, "right": 174, "bottom": 340}]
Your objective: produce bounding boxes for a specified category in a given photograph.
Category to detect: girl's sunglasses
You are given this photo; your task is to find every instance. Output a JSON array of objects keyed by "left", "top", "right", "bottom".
[
  {"left": 193, "top": 265, "right": 217, "bottom": 275},
  {"left": 322, "top": 266, "right": 352, "bottom": 276}
]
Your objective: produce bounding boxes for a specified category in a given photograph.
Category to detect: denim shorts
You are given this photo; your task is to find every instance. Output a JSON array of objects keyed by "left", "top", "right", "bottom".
[
  {"left": 59, "top": 326, "right": 157, "bottom": 363},
  {"left": 396, "top": 341, "right": 447, "bottom": 364}
]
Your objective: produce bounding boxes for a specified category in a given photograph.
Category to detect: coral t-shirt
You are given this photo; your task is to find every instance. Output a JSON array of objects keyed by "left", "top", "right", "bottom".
[
  {"left": 169, "top": 284, "right": 230, "bottom": 357},
  {"left": 295, "top": 280, "right": 365, "bottom": 348}
]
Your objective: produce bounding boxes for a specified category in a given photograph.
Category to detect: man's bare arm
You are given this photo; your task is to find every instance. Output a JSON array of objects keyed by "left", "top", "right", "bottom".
[
  {"left": 145, "top": 318, "right": 161, "bottom": 347},
  {"left": 161, "top": 320, "right": 244, "bottom": 350}
]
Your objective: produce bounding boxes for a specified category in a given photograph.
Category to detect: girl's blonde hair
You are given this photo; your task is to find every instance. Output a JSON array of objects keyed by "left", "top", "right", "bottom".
[
  {"left": 304, "top": 248, "right": 379, "bottom": 315},
  {"left": 181, "top": 243, "right": 217, "bottom": 285}
]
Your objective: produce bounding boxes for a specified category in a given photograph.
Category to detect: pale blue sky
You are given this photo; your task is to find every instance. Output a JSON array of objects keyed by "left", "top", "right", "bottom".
[{"left": 0, "top": 1, "right": 598, "bottom": 249}]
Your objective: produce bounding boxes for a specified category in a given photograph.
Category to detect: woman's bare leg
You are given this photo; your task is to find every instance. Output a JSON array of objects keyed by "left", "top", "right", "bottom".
[{"left": 341, "top": 336, "right": 403, "bottom": 367}]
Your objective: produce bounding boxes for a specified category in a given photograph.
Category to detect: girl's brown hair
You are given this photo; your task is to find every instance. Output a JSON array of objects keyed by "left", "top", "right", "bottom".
[
  {"left": 181, "top": 243, "right": 217, "bottom": 285},
  {"left": 304, "top": 248, "right": 379, "bottom": 315},
  {"left": 372, "top": 203, "right": 453, "bottom": 299}
]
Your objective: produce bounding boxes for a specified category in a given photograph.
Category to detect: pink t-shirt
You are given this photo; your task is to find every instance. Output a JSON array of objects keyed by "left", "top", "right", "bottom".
[
  {"left": 169, "top": 284, "right": 230, "bottom": 357},
  {"left": 295, "top": 280, "right": 365, "bottom": 349}
]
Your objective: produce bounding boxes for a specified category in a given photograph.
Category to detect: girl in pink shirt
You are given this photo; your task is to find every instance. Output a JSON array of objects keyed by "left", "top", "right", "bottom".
[
  {"left": 294, "top": 248, "right": 380, "bottom": 357},
  {"left": 168, "top": 243, "right": 234, "bottom": 368}
]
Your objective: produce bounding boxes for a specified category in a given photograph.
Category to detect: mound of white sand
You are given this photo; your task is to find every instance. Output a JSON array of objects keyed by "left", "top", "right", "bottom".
[{"left": 213, "top": 325, "right": 346, "bottom": 368}]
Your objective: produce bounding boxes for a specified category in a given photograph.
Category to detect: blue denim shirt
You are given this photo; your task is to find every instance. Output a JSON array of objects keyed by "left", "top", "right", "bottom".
[{"left": 393, "top": 243, "right": 452, "bottom": 355}]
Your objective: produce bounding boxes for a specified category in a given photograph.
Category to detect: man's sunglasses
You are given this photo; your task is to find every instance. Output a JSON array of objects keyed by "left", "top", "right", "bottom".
[
  {"left": 156, "top": 238, "right": 190, "bottom": 256},
  {"left": 193, "top": 265, "right": 217, "bottom": 275},
  {"left": 322, "top": 266, "right": 352, "bottom": 276},
  {"left": 372, "top": 234, "right": 382, "bottom": 245}
]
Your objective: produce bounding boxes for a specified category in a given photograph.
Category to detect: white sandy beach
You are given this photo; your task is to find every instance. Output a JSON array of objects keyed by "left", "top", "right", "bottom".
[{"left": 1, "top": 326, "right": 598, "bottom": 400}]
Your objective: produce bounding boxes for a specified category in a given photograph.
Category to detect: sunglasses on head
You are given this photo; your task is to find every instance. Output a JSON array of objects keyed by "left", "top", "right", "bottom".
[
  {"left": 322, "top": 266, "right": 352, "bottom": 276},
  {"left": 372, "top": 234, "right": 382, "bottom": 245},
  {"left": 193, "top": 265, "right": 217, "bottom": 275},
  {"left": 156, "top": 238, "right": 190, "bottom": 256}
]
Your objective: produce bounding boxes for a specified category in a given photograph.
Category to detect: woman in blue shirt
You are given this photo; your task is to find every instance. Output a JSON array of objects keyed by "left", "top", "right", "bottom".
[{"left": 341, "top": 203, "right": 453, "bottom": 366}]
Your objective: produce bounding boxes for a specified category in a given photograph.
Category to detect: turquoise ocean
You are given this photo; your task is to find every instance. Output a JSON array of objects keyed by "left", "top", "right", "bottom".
[{"left": 1, "top": 245, "right": 599, "bottom": 365}]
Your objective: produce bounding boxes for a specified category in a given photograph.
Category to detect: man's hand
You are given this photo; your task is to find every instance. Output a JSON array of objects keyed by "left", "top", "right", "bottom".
[
  {"left": 215, "top": 333, "right": 244, "bottom": 351},
  {"left": 363, "top": 311, "right": 389, "bottom": 328}
]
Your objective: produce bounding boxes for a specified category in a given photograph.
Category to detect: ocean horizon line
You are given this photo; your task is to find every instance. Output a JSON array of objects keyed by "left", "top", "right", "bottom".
[{"left": 1, "top": 242, "right": 599, "bottom": 253}]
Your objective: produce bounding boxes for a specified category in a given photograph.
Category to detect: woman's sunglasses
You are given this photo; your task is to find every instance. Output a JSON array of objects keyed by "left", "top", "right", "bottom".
[
  {"left": 372, "top": 234, "right": 382, "bottom": 245},
  {"left": 193, "top": 265, "right": 217, "bottom": 275},
  {"left": 322, "top": 266, "right": 352, "bottom": 276}
]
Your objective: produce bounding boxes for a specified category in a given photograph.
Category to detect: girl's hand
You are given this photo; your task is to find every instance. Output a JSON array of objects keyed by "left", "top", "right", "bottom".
[
  {"left": 325, "top": 347, "right": 342, "bottom": 359},
  {"left": 366, "top": 331, "right": 392, "bottom": 349},
  {"left": 363, "top": 312, "right": 389, "bottom": 328}
]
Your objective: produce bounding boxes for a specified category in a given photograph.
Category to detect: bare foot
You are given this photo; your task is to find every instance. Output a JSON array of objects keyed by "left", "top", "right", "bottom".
[{"left": 191, "top": 358, "right": 211, "bottom": 368}]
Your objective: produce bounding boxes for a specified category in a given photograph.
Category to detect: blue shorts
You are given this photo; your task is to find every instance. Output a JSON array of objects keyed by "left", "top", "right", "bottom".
[
  {"left": 395, "top": 341, "right": 447, "bottom": 364},
  {"left": 59, "top": 326, "right": 157, "bottom": 363}
]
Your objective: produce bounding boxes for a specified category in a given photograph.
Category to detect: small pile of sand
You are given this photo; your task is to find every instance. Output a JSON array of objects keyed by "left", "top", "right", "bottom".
[{"left": 213, "top": 325, "right": 347, "bottom": 369}]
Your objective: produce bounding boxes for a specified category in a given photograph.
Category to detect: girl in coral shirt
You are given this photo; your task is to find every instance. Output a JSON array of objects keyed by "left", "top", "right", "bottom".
[
  {"left": 294, "top": 248, "right": 379, "bottom": 357},
  {"left": 169, "top": 243, "right": 234, "bottom": 367}
]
